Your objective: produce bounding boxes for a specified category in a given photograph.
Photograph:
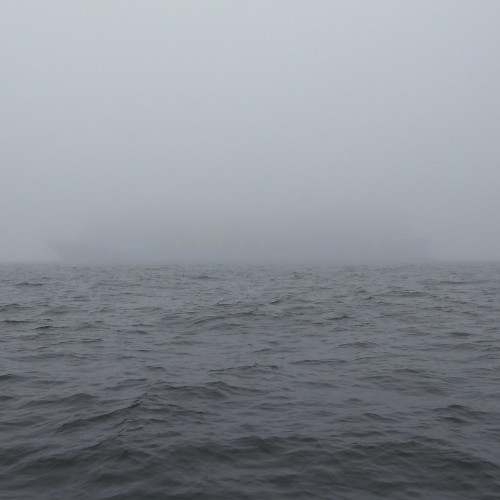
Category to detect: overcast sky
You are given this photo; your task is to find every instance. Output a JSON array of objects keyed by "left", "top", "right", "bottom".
[{"left": 1, "top": 0, "right": 499, "bottom": 262}]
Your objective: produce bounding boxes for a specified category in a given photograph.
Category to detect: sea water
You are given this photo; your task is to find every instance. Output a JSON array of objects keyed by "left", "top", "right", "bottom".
[{"left": 1, "top": 262, "right": 499, "bottom": 499}]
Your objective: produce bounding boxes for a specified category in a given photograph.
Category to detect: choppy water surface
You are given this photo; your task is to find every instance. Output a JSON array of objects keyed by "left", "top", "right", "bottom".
[{"left": 1, "top": 262, "right": 500, "bottom": 499}]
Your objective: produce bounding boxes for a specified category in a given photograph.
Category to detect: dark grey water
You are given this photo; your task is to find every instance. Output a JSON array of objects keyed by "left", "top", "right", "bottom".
[{"left": 1, "top": 262, "right": 499, "bottom": 499}]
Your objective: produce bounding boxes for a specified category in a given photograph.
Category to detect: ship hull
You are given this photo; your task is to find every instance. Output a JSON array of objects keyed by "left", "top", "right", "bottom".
[{"left": 48, "top": 238, "right": 432, "bottom": 264}]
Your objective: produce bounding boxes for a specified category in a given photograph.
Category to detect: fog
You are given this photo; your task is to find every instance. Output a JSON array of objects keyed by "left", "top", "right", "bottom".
[{"left": 1, "top": 1, "right": 499, "bottom": 262}]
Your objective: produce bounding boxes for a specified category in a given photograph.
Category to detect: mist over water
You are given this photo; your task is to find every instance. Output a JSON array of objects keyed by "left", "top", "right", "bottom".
[
  {"left": 1, "top": 2, "right": 500, "bottom": 498},
  {"left": 1, "top": 1, "right": 500, "bottom": 262}
]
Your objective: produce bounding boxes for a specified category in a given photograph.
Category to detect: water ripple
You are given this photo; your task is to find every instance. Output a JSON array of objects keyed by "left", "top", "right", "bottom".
[{"left": 0, "top": 262, "right": 499, "bottom": 499}]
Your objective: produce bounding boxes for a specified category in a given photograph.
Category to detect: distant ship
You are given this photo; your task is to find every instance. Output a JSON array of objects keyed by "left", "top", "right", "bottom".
[
  {"left": 330, "top": 238, "right": 432, "bottom": 263},
  {"left": 48, "top": 239, "right": 169, "bottom": 264},
  {"left": 48, "top": 238, "right": 432, "bottom": 264}
]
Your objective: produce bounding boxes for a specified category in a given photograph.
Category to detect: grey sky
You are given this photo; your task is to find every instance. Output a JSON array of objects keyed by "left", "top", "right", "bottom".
[{"left": 1, "top": 1, "right": 499, "bottom": 261}]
